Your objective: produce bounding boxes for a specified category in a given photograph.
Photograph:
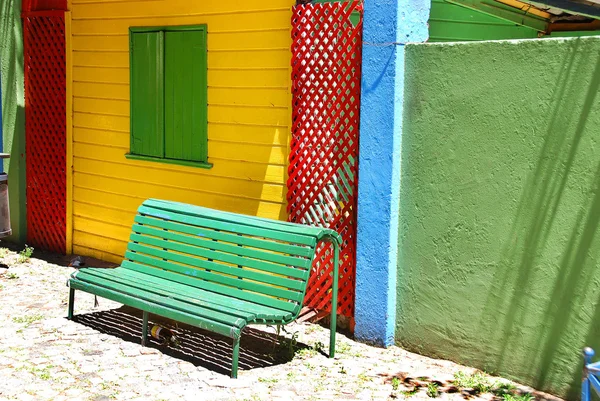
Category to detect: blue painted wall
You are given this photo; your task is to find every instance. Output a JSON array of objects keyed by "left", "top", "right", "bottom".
[{"left": 354, "top": 0, "right": 430, "bottom": 346}]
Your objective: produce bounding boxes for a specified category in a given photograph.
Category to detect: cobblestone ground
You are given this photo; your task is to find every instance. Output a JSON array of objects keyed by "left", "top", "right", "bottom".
[{"left": 0, "top": 246, "right": 563, "bottom": 401}]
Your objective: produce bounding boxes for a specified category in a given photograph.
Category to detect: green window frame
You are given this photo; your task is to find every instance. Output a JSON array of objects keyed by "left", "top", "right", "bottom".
[{"left": 126, "top": 25, "right": 211, "bottom": 169}]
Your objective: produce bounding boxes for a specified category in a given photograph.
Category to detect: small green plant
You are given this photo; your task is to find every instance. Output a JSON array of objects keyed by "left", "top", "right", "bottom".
[
  {"left": 314, "top": 341, "right": 325, "bottom": 353},
  {"left": 357, "top": 372, "right": 371, "bottom": 385},
  {"left": 6, "top": 272, "right": 18, "bottom": 279},
  {"left": 258, "top": 377, "right": 278, "bottom": 384},
  {"left": 503, "top": 393, "right": 534, "bottom": 401},
  {"left": 400, "top": 388, "right": 419, "bottom": 397},
  {"left": 0, "top": 248, "right": 9, "bottom": 258},
  {"left": 494, "top": 382, "right": 517, "bottom": 395},
  {"left": 18, "top": 245, "right": 34, "bottom": 263},
  {"left": 12, "top": 314, "right": 44, "bottom": 326},
  {"left": 453, "top": 371, "right": 492, "bottom": 393},
  {"left": 391, "top": 377, "right": 400, "bottom": 391},
  {"left": 17, "top": 364, "right": 53, "bottom": 381},
  {"left": 427, "top": 383, "right": 440, "bottom": 398},
  {"left": 338, "top": 365, "right": 347, "bottom": 374}
]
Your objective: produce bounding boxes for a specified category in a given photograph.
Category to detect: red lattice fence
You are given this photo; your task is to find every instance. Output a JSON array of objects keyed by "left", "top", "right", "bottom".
[
  {"left": 23, "top": 10, "right": 67, "bottom": 253},
  {"left": 288, "top": 1, "right": 363, "bottom": 319}
]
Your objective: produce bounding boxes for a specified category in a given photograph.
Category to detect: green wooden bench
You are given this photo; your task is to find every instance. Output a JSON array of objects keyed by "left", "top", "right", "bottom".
[{"left": 67, "top": 198, "right": 341, "bottom": 378}]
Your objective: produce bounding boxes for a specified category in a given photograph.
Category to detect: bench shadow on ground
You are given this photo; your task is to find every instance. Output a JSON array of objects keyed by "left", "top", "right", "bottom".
[{"left": 73, "top": 305, "right": 309, "bottom": 376}]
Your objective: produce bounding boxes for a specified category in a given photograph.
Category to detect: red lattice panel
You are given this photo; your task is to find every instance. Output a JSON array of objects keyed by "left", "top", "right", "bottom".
[
  {"left": 24, "top": 12, "right": 67, "bottom": 254},
  {"left": 288, "top": 1, "right": 363, "bottom": 318}
]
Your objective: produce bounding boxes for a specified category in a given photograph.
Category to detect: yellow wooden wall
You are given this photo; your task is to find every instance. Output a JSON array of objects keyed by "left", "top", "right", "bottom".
[{"left": 68, "top": 0, "right": 294, "bottom": 263}]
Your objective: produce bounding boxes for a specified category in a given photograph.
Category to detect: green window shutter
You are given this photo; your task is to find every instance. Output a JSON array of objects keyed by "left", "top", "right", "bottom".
[
  {"left": 164, "top": 29, "right": 208, "bottom": 162},
  {"left": 130, "top": 32, "right": 164, "bottom": 158}
]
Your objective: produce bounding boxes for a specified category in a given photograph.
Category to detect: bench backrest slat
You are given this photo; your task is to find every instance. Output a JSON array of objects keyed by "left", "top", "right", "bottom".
[
  {"left": 134, "top": 215, "right": 314, "bottom": 258},
  {"left": 132, "top": 223, "right": 312, "bottom": 270},
  {"left": 123, "top": 199, "right": 335, "bottom": 319},
  {"left": 138, "top": 205, "right": 317, "bottom": 247}
]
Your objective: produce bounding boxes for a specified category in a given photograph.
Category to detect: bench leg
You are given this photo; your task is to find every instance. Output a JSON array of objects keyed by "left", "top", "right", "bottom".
[
  {"left": 329, "top": 243, "right": 339, "bottom": 359},
  {"left": 231, "top": 336, "right": 240, "bottom": 379},
  {"left": 67, "top": 288, "right": 75, "bottom": 320},
  {"left": 142, "top": 311, "right": 149, "bottom": 346}
]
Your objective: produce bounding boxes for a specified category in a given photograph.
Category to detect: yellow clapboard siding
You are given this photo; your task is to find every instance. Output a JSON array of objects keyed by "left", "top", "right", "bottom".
[
  {"left": 74, "top": 201, "right": 137, "bottom": 228},
  {"left": 74, "top": 172, "right": 285, "bottom": 218},
  {"left": 72, "top": 0, "right": 290, "bottom": 19},
  {"left": 73, "top": 49, "right": 290, "bottom": 69},
  {"left": 210, "top": 106, "right": 288, "bottom": 127},
  {"left": 74, "top": 137, "right": 286, "bottom": 168},
  {"left": 74, "top": 158, "right": 286, "bottom": 203},
  {"left": 208, "top": 123, "right": 289, "bottom": 146},
  {"left": 208, "top": 69, "right": 289, "bottom": 88},
  {"left": 70, "top": 1, "right": 293, "bottom": 260},
  {"left": 73, "top": 51, "right": 128, "bottom": 68},
  {"left": 74, "top": 112, "right": 129, "bottom": 132},
  {"left": 73, "top": 119, "right": 289, "bottom": 147},
  {"left": 73, "top": 244, "right": 124, "bottom": 265},
  {"left": 73, "top": 231, "right": 128, "bottom": 260},
  {"left": 72, "top": 35, "right": 128, "bottom": 52},
  {"left": 74, "top": 64, "right": 288, "bottom": 88},
  {"left": 74, "top": 215, "right": 132, "bottom": 241},
  {"left": 73, "top": 66, "right": 129, "bottom": 84},
  {"left": 72, "top": 11, "right": 291, "bottom": 35},
  {"left": 74, "top": 97, "right": 129, "bottom": 116},
  {"left": 209, "top": 87, "right": 289, "bottom": 108},
  {"left": 73, "top": 105, "right": 289, "bottom": 127},
  {"left": 74, "top": 82, "right": 129, "bottom": 100},
  {"left": 73, "top": 30, "right": 290, "bottom": 52},
  {"left": 72, "top": 139, "right": 286, "bottom": 183},
  {"left": 208, "top": 50, "right": 290, "bottom": 69},
  {"left": 74, "top": 186, "right": 146, "bottom": 212}
]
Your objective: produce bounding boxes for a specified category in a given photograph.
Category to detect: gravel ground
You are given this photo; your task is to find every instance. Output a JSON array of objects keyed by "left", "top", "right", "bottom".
[{"left": 0, "top": 244, "right": 564, "bottom": 401}]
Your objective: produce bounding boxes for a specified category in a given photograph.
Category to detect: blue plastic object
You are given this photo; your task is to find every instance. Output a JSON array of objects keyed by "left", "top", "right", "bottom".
[{"left": 582, "top": 347, "right": 600, "bottom": 401}]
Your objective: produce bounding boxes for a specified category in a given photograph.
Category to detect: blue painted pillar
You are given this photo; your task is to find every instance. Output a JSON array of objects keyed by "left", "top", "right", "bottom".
[{"left": 354, "top": 0, "right": 430, "bottom": 346}]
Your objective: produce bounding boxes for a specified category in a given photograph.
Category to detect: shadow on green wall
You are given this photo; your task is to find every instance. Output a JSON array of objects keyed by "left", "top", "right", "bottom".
[
  {"left": 0, "top": 0, "right": 26, "bottom": 243},
  {"left": 480, "top": 40, "right": 600, "bottom": 399}
]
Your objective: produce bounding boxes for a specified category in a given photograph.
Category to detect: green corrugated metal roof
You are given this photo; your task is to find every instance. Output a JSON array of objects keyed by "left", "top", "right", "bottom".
[{"left": 429, "top": 0, "right": 541, "bottom": 42}]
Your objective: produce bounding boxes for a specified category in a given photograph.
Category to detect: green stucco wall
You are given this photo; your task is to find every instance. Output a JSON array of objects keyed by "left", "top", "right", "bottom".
[
  {"left": 398, "top": 36, "right": 600, "bottom": 399},
  {"left": 0, "top": 0, "right": 26, "bottom": 243}
]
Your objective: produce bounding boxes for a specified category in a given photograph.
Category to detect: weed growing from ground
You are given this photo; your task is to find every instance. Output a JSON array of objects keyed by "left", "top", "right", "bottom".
[
  {"left": 494, "top": 382, "right": 518, "bottom": 395},
  {"left": 0, "top": 248, "right": 9, "bottom": 258},
  {"left": 12, "top": 314, "right": 44, "bottom": 326},
  {"left": 391, "top": 377, "right": 400, "bottom": 391},
  {"left": 6, "top": 272, "right": 18, "bottom": 279},
  {"left": 503, "top": 393, "right": 534, "bottom": 401},
  {"left": 17, "top": 245, "right": 34, "bottom": 263},
  {"left": 453, "top": 371, "right": 492, "bottom": 393},
  {"left": 427, "top": 383, "right": 440, "bottom": 398},
  {"left": 400, "top": 388, "right": 419, "bottom": 397}
]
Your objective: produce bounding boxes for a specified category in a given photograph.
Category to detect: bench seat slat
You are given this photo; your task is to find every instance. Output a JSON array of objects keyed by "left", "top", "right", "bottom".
[
  {"left": 132, "top": 223, "right": 312, "bottom": 270},
  {"left": 122, "top": 258, "right": 300, "bottom": 314},
  {"left": 70, "top": 279, "right": 240, "bottom": 338},
  {"left": 134, "top": 215, "right": 314, "bottom": 259},
  {"left": 139, "top": 204, "right": 318, "bottom": 247},
  {"left": 113, "top": 267, "right": 293, "bottom": 322},
  {"left": 75, "top": 270, "right": 252, "bottom": 328},
  {"left": 76, "top": 268, "right": 275, "bottom": 322},
  {"left": 128, "top": 237, "right": 307, "bottom": 295}
]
